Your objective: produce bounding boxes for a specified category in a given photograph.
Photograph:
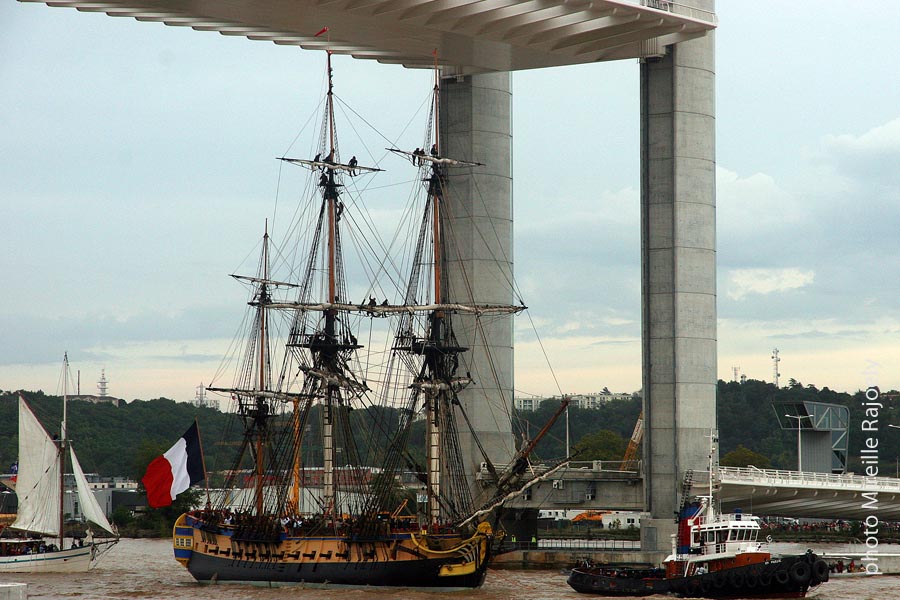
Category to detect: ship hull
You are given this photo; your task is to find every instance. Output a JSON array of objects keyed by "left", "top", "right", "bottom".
[
  {"left": 0, "top": 546, "right": 92, "bottom": 573},
  {"left": 187, "top": 549, "right": 487, "bottom": 588},
  {"left": 175, "top": 513, "right": 492, "bottom": 589},
  {"left": 568, "top": 553, "right": 829, "bottom": 598}
]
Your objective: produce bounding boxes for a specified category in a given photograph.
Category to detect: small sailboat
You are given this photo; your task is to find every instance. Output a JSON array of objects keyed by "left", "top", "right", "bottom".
[
  {"left": 0, "top": 354, "right": 118, "bottom": 572},
  {"left": 172, "top": 53, "right": 565, "bottom": 588}
]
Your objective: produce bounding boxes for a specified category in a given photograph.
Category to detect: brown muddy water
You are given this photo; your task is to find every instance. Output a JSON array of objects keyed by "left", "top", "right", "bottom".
[{"left": 4, "top": 539, "right": 896, "bottom": 599}]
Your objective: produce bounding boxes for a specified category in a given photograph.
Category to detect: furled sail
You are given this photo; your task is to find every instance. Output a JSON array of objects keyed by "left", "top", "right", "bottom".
[
  {"left": 10, "top": 397, "right": 60, "bottom": 536},
  {"left": 70, "top": 446, "right": 116, "bottom": 535}
]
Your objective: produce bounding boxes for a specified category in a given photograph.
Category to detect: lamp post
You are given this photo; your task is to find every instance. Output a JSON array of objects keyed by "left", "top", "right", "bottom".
[{"left": 785, "top": 414, "right": 811, "bottom": 472}]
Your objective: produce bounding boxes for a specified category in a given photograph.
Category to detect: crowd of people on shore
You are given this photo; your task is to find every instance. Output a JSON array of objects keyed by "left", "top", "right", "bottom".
[{"left": 759, "top": 518, "right": 900, "bottom": 538}]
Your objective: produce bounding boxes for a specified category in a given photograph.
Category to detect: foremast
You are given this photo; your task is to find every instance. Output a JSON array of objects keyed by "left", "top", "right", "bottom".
[{"left": 208, "top": 223, "right": 301, "bottom": 522}]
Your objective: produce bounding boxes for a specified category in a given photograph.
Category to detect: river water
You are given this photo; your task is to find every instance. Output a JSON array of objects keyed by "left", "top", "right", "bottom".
[{"left": 6, "top": 539, "right": 898, "bottom": 599}]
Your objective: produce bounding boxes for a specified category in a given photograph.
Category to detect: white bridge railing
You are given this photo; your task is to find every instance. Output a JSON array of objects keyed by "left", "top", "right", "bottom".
[
  {"left": 637, "top": 0, "right": 718, "bottom": 24},
  {"left": 718, "top": 466, "right": 900, "bottom": 492}
]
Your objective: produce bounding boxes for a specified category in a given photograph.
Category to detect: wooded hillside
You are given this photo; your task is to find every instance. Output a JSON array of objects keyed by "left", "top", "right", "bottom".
[{"left": 2, "top": 379, "right": 896, "bottom": 477}]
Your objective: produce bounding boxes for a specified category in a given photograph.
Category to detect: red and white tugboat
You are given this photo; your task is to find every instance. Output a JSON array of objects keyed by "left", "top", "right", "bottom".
[{"left": 568, "top": 435, "right": 829, "bottom": 598}]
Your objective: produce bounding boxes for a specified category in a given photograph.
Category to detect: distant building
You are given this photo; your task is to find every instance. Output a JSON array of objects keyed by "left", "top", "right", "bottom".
[
  {"left": 514, "top": 391, "right": 634, "bottom": 411},
  {"left": 71, "top": 394, "right": 121, "bottom": 407},
  {"left": 773, "top": 400, "right": 849, "bottom": 474},
  {"left": 514, "top": 397, "right": 541, "bottom": 411},
  {"left": 569, "top": 392, "right": 634, "bottom": 409},
  {"left": 64, "top": 473, "right": 140, "bottom": 520},
  {"left": 69, "top": 368, "right": 122, "bottom": 406}
]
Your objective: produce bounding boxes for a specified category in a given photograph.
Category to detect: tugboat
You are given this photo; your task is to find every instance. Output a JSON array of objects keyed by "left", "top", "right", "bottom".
[{"left": 568, "top": 434, "right": 829, "bottom": 597}]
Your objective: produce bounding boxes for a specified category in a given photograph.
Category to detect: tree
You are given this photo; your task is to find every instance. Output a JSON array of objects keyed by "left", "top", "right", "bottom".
[
  {"left": 572, "top": 430, "right": 627, "bottom": 462},
  {"left": 720, "top": 445, "right": 771, "bottom": 469}
]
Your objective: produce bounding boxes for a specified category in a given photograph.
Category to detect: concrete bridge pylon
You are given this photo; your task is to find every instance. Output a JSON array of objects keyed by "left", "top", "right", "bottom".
[{"left": 639, "top": 0, "right": 717, "bottom": 558}]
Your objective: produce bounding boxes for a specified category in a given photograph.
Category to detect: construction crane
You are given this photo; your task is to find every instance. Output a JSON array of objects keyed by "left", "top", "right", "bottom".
[{"left": 620, "top": 411, "right": 643, "bottom": 471}]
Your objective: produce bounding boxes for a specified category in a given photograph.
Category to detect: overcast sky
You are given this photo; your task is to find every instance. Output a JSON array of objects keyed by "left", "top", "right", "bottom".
[{"left": 2, "top": 1, "right": 899, "bottom": 402}]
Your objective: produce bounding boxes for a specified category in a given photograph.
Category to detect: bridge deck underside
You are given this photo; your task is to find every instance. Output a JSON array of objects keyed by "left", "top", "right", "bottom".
[
  {"left": 719, "top": 482, "right": 900, "bottom": 520},
  {"left": 505, "top": 467, "right": 900, "bottom": 520},
  {"left": 23, "top": 0, "right": 714, "bottom": 72}
]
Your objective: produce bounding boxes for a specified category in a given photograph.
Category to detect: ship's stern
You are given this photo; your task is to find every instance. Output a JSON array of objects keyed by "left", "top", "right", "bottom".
[{"left": 172, "top": 513, "right": 194, "bottom": 568}]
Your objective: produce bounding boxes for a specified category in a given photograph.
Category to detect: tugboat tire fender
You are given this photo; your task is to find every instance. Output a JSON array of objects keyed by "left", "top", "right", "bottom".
[
  {"left": 812, "top": 560, "right": 829, "bottom": 583},
  {"left": 728, "top": 571, "right": 745, "bottom": 588},
  {"left": 713, "top": 572, "right": 728, "bottom": 589},
  {"left": 758, "top": 571, "right": 773, "bottom": 586},
  {"left": 745, "top": 572, "right": 758, "bottom": 588},
  {"left": 774, "top": 568, "right": 790, "bottom": 585},
  {"left": 790, "top": 561, "right": 811, "bottom": 584}
]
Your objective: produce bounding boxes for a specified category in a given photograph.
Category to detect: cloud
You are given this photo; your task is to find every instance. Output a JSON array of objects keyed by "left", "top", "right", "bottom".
[
  {"left": 816, "top": 117, "right": 900, "bottom": 187},
  {"left": 822, "top": 117, "right": 900, "bottom": 157},
  {"left": 726, "top": 268, "right": 815, "bottom": 301},
  {"left": 717, "top": 167, "right": 800, "bottom": 228}
]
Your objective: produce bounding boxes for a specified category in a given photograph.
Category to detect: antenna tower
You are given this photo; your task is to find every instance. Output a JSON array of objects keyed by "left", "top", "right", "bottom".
[
  {"left": 771, "top": 348, "right": 781, "bottom": 388},
  {"left": 98, "top": 369, "right": 109, "bottom": 397}
]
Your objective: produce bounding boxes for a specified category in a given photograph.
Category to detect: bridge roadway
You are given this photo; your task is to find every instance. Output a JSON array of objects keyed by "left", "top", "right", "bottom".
[{"left": 497, "top": 463, "right": 900, "bottom": 520}]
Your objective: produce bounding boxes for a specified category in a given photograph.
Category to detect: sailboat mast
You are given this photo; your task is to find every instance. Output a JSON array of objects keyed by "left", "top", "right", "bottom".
[{"left": 59, "top": 353, "right": 68, "bottom": 548}]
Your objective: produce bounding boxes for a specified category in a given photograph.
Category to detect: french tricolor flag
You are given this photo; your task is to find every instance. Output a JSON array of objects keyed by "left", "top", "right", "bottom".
[{"left": 142, "top": 422, "right": 205, "bottom": 508}]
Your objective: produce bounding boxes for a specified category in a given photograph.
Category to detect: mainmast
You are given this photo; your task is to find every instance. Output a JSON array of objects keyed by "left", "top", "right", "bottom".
[
  {"left": 322, "top": 51, "right": 337, "bottom": 514},
  {"left": 279, "top": 55, "right": 382, "bottom": 518},
  {"left": 425, "top": 61, "right": 443, "bottom": 526}
]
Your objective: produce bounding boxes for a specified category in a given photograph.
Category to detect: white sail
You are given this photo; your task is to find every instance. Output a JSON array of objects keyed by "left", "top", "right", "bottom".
[
  {"left": 10, "top": 397, "right": 60, "bottom": 536},
  {"left": 69, "top": 446, "right": 116, "bottom": 536}
]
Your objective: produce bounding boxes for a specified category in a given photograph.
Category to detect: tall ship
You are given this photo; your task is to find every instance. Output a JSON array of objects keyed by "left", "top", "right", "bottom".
[
  {"left": 567, "top": 434, "right": 829, "bottom": 598},
  {"left": 0, "top": 355, "right": 118, "bottom": 572},
  {"left": 173, "top": 54, "right": 564, "bottom": 588}
]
